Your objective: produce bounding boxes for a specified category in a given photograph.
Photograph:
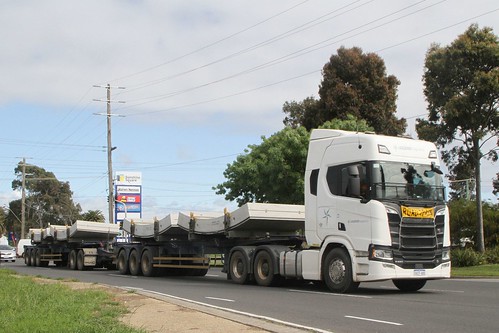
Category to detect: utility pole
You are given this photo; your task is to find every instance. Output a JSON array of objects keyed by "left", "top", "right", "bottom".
[
  {"left": 21, "top": 157, "right": 26, "bottom": 239},
  {"left": 93, "top": 84, "right": 125, "bottom": 224}
]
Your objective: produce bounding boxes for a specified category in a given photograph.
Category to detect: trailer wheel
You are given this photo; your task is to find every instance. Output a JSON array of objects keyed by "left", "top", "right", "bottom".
[
  {"left": 229, "top": 251, "right": 249, "bottom": 284},
  {"left": 253, "top": 250, "right": 277, "bottom": 287},
  {"left": 141, "top": 250, "right": 155, "bottom": 277},
  {"left": 129, "top": 249, "right": 142, "bottom": 276},
  {"left": 77, "top": 250, "right": 85, "bottom": 271},
  {"left": 34, "top": 250, "right": 41, "bottom": 267},
  {"left": 117, "top": 250, "right": 129, "bottom": 275},
  {"left": 323, "top": 248, "right": 359, "bottom": 293},
  {"left": 25, "top": 249, "right": 31, "bottom": 266},
  {"left": 69, "top": 250, "right": 77, "bottom": 270},
  {"left": 392, "top": 279, "right": 427, "bottom": 292}
]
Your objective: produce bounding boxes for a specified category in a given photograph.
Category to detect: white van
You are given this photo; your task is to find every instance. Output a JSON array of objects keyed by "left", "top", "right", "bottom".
[{"left": 16, "top": 239, "right": 32, "bottom": 258}]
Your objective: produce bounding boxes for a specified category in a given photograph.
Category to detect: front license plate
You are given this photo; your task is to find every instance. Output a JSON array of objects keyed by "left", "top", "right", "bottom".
[
  {"left": 401, "top": 206, "right": 434, "bottom": 219},
  {"left": 414, "top": 269, "right": 426, "bottom": 276}
]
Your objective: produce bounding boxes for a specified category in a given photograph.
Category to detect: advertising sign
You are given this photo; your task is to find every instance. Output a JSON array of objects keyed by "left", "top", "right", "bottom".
[{"left": 115, "top": 171, "right": 142, "bottom": 224}]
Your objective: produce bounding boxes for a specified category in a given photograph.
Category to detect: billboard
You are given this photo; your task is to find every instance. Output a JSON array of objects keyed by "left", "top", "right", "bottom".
[{"left": 115, "top": 171, "right": 142, "bottom": 224}]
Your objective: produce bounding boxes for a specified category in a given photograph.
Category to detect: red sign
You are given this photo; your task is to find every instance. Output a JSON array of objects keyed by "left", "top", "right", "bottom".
[{"left": 117, "top": 195, "right": 141, "bottom": 203}]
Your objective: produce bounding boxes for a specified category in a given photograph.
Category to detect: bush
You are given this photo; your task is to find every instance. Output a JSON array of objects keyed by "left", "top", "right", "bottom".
[
  {"left": 485, "top": 247, "right": 499, "bottom": 264},
  {"left": 451, "top": 248, "right": 486, "bottom": 267}
]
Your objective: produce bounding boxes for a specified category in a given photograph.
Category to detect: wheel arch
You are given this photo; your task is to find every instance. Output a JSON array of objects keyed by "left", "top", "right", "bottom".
[{"left": 320, "top": 237, "right": 358, "bottom": 282}]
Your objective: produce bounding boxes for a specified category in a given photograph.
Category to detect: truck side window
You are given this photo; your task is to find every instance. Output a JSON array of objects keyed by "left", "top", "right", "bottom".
[
  {"left": 326, "top": 166, "right": 341, "bottom": 195},
  {"left": 327, "top": 163, "right": 367, "bottom": 198},
  {"left": 310, "top": 169, "right": 319, "bottom": 196}
]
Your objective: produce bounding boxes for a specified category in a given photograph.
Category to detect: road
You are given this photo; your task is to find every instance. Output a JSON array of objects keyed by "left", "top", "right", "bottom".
[{"left": 4, "top": 261, "right": 499, "bottom": 333}]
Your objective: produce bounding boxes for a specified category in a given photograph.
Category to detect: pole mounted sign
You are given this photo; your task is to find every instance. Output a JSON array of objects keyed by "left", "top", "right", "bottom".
[{"left": 115, "top": 171, "right": 142, "bottom": 224}]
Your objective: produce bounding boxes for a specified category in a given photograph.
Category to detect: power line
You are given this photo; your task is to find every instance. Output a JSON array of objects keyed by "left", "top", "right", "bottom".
[{"left": 107, "top": 0, "right": 312, "bottom": 85}]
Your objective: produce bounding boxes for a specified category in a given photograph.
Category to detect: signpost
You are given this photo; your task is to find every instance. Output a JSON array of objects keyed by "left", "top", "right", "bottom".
[{"left": 114, "top": 171, "right": 142, "bottom": 224}]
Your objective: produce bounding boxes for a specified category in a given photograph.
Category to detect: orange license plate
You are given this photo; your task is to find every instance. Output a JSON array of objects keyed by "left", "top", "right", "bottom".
[{"left": 401, "top": 206, "right": 434, "bottom": 219}]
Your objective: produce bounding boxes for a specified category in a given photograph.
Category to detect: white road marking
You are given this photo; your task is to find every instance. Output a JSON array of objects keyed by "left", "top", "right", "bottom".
[
  {"left": 288, "top": 289, "right": 373, "bottom": 299},
  {"left": 205, "top": 296, "right": 235, "bottom": 302},
  {"left": 345, "top": 315, "right": 403, "bottom": 326},
  {"left": 379, "top": 285, "right": 465, "bottom": 293},
  {"left": 108, "top": 274, "right": 138, "bottom": 279},
  {"left": 205, "top": 274, "right": 220, "bottom": 277},
  {"left": 123, "top": 287, "right": 332, "bottom": 333}
]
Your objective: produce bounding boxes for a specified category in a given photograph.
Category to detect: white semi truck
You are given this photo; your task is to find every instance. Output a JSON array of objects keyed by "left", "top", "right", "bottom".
[
  {"left": 24, "top": 220, "right": 119, "bottom": 270},
  {"left": 114, "top": 130, "right": 451, "bottom": 293}
]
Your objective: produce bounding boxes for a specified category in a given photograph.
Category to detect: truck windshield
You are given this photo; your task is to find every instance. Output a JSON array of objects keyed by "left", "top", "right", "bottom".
[{"left": 370, "top": 161, "right": 445, "bottom": 202}]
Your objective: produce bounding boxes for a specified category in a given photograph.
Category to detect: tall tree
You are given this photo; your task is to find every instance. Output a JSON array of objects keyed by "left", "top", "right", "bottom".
[
  {"left": 80, "top": 210, "right": 105, "bottom": 222},
  {"left": 284, "top": 47, "right": 406, "bottom": 135},
  {"left": 215, "top": 116, "right": 373, "bottom": 206},
  {"left": 11, "top": 162, "right": 81, "bottom": 230},
  {"left": 417, "top": 24, "right": 499, "bottom": 252},
  {"left": 493, "top": 173, "right": 499, "bottom": 197}
]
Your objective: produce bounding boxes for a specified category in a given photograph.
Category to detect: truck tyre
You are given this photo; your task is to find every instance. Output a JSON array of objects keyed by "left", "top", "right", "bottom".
[
  {"left": 141, "top": 249, "right": 155, "bottom": 277},
  {"left": 117, "top": 250, "right": 129, "bottom": 275},
  {"left": 229, "top": 250, "right": 249, "bottom": 284},
  {"left": 129, "top": 249, "right": 141, "bottom": 276},
  {"left": 34, "top": 250, "right": 41, "bottom": 267},
  {"left": 392, "top": 279, "right": 427, "bottom": 292},
  {"left": 77, "top": 250, "right": 85, "bottom": 271},
  {"left": 69, "top": 250, "right": 77, "bottom": 270},
  {"left": 323, "top": 248, "right": 359, "bottom": 293},
  {"left": 253, "top": 250, "right": 277, "bottom": 287}
]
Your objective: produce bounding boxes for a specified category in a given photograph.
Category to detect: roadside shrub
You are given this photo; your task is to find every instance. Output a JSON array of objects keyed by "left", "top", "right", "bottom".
[
  {"left": 485, "top": 247, "right": 499, "bottom": 264},
  {"left": 451, "top": 248, "right": 486, "bottom": 267}
]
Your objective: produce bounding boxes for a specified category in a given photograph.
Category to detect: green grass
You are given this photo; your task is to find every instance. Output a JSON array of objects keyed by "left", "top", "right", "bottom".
[
  {"left": 451, "top": 264, "right": 499, "bottom": 277},
  {"left": 0, "top": 269, "right": 146, "bottom": 333}
]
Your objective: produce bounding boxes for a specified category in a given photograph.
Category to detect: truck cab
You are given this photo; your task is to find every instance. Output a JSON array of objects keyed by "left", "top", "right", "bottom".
[{"left": 303, "top": 130, "right": 451, "bottom": 292}]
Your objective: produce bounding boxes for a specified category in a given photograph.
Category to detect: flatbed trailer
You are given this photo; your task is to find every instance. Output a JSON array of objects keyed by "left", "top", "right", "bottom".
[
  {"left": 24, "top": 221, "right": 120, "bottom": 270},
  {"left": 116, "top": 203, "right": 305, "bottom": 280}
]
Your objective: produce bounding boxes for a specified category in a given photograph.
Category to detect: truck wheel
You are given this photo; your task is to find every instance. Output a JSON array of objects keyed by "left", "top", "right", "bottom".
[
  {"left": 253, "top": 250, "right": 278, "bottom": 287},
  {"left": 393, "top": 279, "right": 427, "bottom": 292},
  {"left": 69, "top": 250, "right": 77, "bottom": 270},
  {"left": 117, "top": 250, "right": 129, "bottom": 275},
  {"left": 77, "top": 250, "right": 85, "bottom": 271},
  {"left": 323, "top": 248, "right": 359, "bottom": 293},
  {"left": 129, "top": 249, "right": 142, "bottom": 276},
  {"left": 229, "top": 251, "right": 249, "bottom": 284},
  {"left": 141, "top": 250, "right": 155, "bottom": 277}
]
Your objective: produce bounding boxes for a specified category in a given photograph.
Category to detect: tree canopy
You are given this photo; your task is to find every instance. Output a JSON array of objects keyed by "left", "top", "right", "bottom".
[
  {"left": 10, "top": 162, "right": 81, "bottom": 233},
  {"left": 283, "top": 46, "right": 406, "bottom": 135},
  {"left": 215, "top": 116, "right": 373, "bottom": 206},
  {"left": 416, "top": 24, "right": 499, "bottom": 251}
]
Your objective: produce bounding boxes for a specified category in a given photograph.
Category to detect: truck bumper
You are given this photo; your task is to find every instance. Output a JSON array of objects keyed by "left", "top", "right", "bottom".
[{"left": 356, "top": 261, "right": 451, "bottom": 282}]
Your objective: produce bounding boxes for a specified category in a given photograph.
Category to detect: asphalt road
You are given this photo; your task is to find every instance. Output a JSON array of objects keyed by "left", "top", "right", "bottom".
[{"left": 3, "top": 261, "right": 499, "bottom": 333}]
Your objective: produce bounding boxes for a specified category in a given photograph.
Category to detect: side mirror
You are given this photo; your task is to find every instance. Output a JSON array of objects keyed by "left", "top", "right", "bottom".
[{"left": 431, "top": 162, "right": 443, "bottom": 175}]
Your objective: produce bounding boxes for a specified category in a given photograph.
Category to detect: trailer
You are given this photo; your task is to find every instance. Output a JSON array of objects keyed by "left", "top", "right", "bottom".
[
  {"left": 114, "top": 130, "right": 451, "bottom": 293},
  {"left": 24, "top": 220, "right": 119, "bottom": 270}
]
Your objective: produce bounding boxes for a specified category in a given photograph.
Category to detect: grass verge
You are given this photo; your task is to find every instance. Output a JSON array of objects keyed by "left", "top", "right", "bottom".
[
  {"left": 0, "top": 268, "right": 145, "bottom": 333},
  {"left": 451, "top": 264, "right": 499, "bottom": 277}
]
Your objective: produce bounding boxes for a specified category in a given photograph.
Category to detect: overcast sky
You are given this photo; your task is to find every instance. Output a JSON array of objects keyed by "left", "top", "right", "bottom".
[{"left": 1, "top": 0, "right": 498, "bottom": 222}]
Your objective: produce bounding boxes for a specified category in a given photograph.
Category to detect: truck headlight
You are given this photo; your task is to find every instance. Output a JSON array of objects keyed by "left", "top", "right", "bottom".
[
  {"left": 369, "top": 244, "right": 393, "bottom": 262},
  {"left": 442, "top": 249, "right": 451, "bottom": 262}
]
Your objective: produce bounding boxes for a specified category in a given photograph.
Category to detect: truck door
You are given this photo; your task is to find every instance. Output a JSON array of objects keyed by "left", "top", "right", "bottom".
[{"left": 318, "top": 162, "right": 372, "bottom": 252}]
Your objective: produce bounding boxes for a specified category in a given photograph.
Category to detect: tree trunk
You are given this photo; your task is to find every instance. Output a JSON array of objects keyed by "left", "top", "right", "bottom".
[{"left": 474, "top": 138, "right": 485, "bottom": 252}]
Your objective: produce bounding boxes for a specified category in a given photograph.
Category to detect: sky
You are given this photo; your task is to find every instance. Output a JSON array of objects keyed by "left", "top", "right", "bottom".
[{"left": 1, "top": 0, "right": 498, "bottom": 223}]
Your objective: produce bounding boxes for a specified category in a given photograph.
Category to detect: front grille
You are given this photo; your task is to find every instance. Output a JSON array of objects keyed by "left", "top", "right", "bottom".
[{"left": 387, "top": 206, "right": 445, "bottom": 269}]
